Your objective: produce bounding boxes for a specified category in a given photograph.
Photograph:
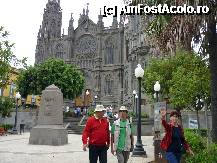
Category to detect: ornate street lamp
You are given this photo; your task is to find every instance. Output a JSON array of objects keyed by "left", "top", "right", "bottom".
[
  {"left": 86, "top": 90, "right": 90, "bottom": 109},
  {"left": 153, "top": 81, "right": 166, "bottom": 162},
  {"left": 12, "top": 92, "right": 21, "bottom": 134},
  {"left": 132, "top": 64, "right": 146, "bottom": 157},
  {"left": 133, "top": 90, "right": 137, "bottom": 114},
  {"left": 154, "top": 81, "right": 161, "bottom": 102}
]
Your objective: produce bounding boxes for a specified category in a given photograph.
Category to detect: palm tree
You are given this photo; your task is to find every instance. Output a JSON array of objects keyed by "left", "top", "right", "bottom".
[{"left": 128, "top": 0, "right": 217, "bottom": 142}]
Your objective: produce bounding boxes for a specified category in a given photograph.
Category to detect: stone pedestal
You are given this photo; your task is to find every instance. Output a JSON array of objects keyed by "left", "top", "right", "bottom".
[
  {"left": 29, "top": 125, "right": 67, "bottom": 145},
  {"left": 154, "top": 139, "right": 167, "bottom": 163},
  {"left": 29, "top": 84, "right": 68, "bottom": 146}
]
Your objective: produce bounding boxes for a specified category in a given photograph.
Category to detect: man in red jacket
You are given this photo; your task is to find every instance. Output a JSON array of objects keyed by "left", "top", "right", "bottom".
[{"left": 82, "top": 105, "right": 110, "bottom": 163}]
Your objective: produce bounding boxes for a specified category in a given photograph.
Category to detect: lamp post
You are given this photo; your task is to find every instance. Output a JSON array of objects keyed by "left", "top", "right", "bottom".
[
  {"left": 12, "top": 92, "right": 21, "bottom": 134},
  {"left": 132, "top": 64, "right": 146, "bottom": 157},
  {"left": 196, "top": 97, "right": 203, "bottom": 130},
  {"left": 133, "top": 90, "right": 136, "bottom": 114},
  {"left": 153, "top": 81, "right": 166, "bottom": 162},
  {"left": 154, "top": 81, "right": 161, "bottom": 102},
  {"left": 86, "top": 90, "right": 90, "bottom": 109},
  {"left": 153, "top": 81, "right": 161, "bottom": 138},
  {"left": 135, "top": 94, "right": 138, "bottom": 118},
  {"left": 94, "top": 95, "right": 98, "bottom": 107}
]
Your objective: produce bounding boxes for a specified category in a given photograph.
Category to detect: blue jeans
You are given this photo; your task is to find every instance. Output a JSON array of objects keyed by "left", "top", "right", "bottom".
[{"left": 166, "top": 152, "right": 181, "bottom": 163}]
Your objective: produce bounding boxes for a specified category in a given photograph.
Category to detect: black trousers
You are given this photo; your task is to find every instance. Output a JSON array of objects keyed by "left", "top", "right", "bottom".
[
  {"left": 20, "top": 124, "right": 25, "bottom": 134},
  {"left": 89, "top": 144, "right": 107, "bottom": 163}
]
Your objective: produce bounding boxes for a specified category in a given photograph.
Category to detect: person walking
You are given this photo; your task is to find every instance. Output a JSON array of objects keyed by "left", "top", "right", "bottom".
[
  {"left": 103, "top": 107, "right": 111, "bottom": 131},
  {"left": 110, "top": 106, "right": 134, "bottom": 163},
  {"left": 160, "top": 109, "right": 194, "bottom": 163},
  {"left": 82, "top": 105, "right": 110, "bottom": 163}
]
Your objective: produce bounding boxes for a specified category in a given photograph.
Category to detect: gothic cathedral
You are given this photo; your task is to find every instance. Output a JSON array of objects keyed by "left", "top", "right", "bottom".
[{"left": 35, "top": 0, "right": 153, "bottom": 109}]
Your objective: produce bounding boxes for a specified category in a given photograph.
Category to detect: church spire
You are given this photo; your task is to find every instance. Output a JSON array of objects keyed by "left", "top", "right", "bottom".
[
  {"left": 69, "top": 13, "right": 74, "bottom": 27},
  {"left": 86, "top": 3, "right": 89, "bottom": 16},
  {"left": 35, "top": 0, "right": 62, "bottom": 64},
  {"left": 68, "top": 13, "right": 74, "bottom": 37},
  {"left": 78, "top": 4, "right": 89, "bottom": 26},
  {"left": 112, "top": 16, "right": 118, "bottom": 28},
  {"left": 97, "top": 8, "right": 104, "bottom": 29},
  {"left": 42, "top": 0, "right": 62, "bottom": 39},
  {"left": 37, "top": 25, "right": 42, "bottom": 39},
  {"left": 119, "top": 15, "right": 125, "bottom": 28}
]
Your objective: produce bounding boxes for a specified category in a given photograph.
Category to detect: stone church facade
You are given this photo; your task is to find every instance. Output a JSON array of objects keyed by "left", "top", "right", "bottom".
[{"left": 35, "top": 0, "right": 156, "bottom": 109}]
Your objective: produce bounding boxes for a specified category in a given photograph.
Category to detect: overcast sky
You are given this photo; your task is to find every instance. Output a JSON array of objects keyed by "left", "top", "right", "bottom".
[{"left": 0, "top": 0, "right": 124, "bottom": 66}]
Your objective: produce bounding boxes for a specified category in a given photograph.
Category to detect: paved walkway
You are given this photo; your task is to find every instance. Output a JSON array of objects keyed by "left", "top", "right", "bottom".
[{"left": 0, "top": 133, "right": 154, "bottom": 163}]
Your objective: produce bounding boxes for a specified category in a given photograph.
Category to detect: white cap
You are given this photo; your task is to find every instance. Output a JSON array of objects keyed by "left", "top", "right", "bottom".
[
  {"left": 119, "top": 106, "right": 128, "bottom": 111},
  {"left": 94, "top": 105, "right": 105, "bottom": 112}
]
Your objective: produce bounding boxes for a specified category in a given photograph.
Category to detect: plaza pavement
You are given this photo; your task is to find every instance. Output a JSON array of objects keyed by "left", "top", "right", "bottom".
[{"left": 0, "top": 132, "right": 154, "bottom": 163}]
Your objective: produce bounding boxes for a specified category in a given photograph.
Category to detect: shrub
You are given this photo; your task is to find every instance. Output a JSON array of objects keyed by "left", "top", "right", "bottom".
[
  {"left": 184, "top": 129, "right": 206, "bottom": 154},
  {"left": 0, "top": 97, "right": 15, "bottom": 117},
  {"left": 185, "top": 128, "right": 208, "bottom": 137},
  {"left": 183, "top": 129, "right": 217, "bottom": 163},
  {"left": 141, "top": 112, "right": 149, "bottom": 118},
  {"left": 185, "top": 144, "right": 217, "bottom": 163},
  {"left": 128, "top": 111, "right": 149, "bottom": 118},
  {"left": 0, "top": 124, "right": 13, "bottom": 131}
]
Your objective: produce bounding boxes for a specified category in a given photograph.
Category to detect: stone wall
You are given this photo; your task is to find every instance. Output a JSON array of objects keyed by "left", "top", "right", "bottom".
[
  {"left": 0, "top": 110, "right": 212, "bottom": 135},
  {"left": 132, "top": 118, "right": 154, "bottom": 136},
  {"left": 181, "top": 111, "right": 212, "bottom": 129},
  {"left": 0, "top": 110, "right": 37, "bottom": 131}
]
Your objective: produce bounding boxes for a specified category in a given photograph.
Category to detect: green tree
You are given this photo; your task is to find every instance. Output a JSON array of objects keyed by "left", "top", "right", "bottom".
[
  {"left": 130, "top": 0, "right": 217, "bottom": 142},
  {"left": 16, "top": 66, "right": 38, "bottom": 98},
  {"left": 16, "top": 58, "right": 85, "bottom": 99},
  {"left": 143, "top": 50, "right": 210, "bottom": 113},
  {"left": 0, "top": 26, "right": 27, "bottom": 88},
  {"left": 0, "top": 96, "right": 15, "bottom": 117}
]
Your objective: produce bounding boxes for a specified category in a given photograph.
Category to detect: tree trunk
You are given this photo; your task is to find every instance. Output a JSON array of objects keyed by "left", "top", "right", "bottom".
[
  {"left": 196, "top": 109, "right": 200, "bottom": 130},
  {"left": 177, "top": 107, "right": 183, "bottom": 127},
  {"left": 207, "top": 15, "right": 217, "bottom": 143}
]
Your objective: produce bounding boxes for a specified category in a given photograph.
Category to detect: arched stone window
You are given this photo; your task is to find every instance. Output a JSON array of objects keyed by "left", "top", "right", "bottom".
[
  {"left": 105, "top": 37, "right": 114, "bottom": 64},
  {"left": 55, "top": 43, "right": 64, "bottom": 58}
]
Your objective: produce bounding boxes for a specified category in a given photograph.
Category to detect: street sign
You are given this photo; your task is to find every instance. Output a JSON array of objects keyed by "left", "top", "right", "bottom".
[
  {"left": 154, "top": 101, "right": 167, "bottom": 136},
  {"left": 154, "top": 102, "right": 166, "bottom": 126},
  {"left": 189, "top": 119, "right": 198, "bottom": 129}
]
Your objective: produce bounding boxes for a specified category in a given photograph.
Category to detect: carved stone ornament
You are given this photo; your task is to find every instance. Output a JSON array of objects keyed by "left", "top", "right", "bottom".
[{"left": 75, "top": 35, "right": 96, "bottom": 54}]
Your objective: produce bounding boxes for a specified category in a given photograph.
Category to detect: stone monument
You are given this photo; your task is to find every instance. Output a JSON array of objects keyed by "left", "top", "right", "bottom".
[{"left": 29, "top": 84, "right": 68, "bottom": 145}]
